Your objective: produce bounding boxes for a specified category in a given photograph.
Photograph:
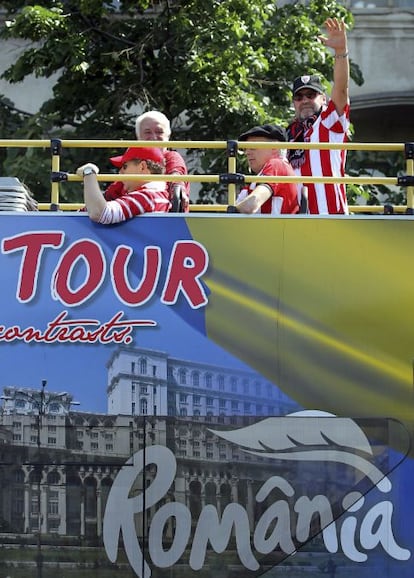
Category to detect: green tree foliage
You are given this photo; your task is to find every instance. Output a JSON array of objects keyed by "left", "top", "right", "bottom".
[
  {"left": 0, "top": 0, "right": 359, "bottom": 203},
  {"left": 346, "top": 150, "right": 406, "bottom": 208}
]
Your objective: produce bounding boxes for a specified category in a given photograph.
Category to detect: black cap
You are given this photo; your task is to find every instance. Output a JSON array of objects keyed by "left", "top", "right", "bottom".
[
  {"left": 238, "top": 124, "right": 287, "bottom": 142},
  {"left": 293, "top": 74, "right": 324, "bottom": 95}
]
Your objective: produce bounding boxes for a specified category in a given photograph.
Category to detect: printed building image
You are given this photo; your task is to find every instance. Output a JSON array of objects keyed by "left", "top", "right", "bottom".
[
  {"left": 106, "top": 345, "right": 299, "bottom": 419},
  {"left": 0, "top": 346, "right": 302, "bottom": 542},
  {"left": 0, "top": 348, "right": 395, "bottom": 577}
]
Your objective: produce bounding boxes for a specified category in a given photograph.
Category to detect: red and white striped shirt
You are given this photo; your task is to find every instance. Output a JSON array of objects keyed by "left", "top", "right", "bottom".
[
  {"left": 292, "top": 99, "right": 350, "bottom": 215},
  {"left": 99, "top": 181, "right": 171, "bottom": 224}
]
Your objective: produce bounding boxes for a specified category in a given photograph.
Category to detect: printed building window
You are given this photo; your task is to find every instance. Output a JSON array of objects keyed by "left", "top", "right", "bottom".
[
  {"left": 12, "top": 489, "right": 24, "bottom": 515},
  {"left": 139, "top": 358, "right": 147, "bottom": 375},
  {"left": 48, "top": 490, "right": 59, "bottom": 515},
  {"left": 48, "top": 518, "right": 60, "bottom": 532},
  {"left": 218, "top": 375, "right": 225, "bottom": 391},
  {"left": 31, "top": 490, "right": 39, "bottom": 515}
]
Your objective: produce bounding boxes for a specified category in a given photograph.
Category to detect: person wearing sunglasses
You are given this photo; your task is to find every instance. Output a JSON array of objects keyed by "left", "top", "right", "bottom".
[{"left": 287, "top": 17, "right": 350, "bottom": 215}]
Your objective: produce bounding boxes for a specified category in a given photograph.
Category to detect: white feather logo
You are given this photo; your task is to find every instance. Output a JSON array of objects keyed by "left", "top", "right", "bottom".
[{"left": 209, "top": 410, "right": 391, "bottom": 493}]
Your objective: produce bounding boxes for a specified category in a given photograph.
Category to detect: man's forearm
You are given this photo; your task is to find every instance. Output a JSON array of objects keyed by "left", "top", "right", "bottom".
[
  {"left": 83, "top": 174, "right": 106, "bottom": 222},
  {"left": 331, "top": 50, "right": 349, "bottom": 114},
  {"left": 236, "top": 185, "right": 272, "bottom": 214},
  {"left": 330, "top": 20, "right": 349, "bottom": 115}
]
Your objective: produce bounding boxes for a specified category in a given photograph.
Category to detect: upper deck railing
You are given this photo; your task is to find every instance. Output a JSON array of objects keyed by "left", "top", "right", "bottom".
[{"left": 0, "top": 138, "right": 413, "bottom": 215}]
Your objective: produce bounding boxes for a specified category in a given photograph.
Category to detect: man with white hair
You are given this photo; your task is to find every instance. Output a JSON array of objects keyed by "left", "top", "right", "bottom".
[
  {"left": 105, "top": 110, "right": 190, "bottom": 211},
  {"left": 136, "top": 110, "right": 190, "bottom": 212}
]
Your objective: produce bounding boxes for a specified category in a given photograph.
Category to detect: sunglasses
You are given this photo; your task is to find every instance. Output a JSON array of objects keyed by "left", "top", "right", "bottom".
[{"left": 293, "top": 91, "right": 320, "bottom": 102}]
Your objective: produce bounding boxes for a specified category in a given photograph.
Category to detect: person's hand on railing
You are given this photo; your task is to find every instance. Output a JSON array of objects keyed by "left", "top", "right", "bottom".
[{"left": 75, "top": 163, "right": 100, "bottom": 178}]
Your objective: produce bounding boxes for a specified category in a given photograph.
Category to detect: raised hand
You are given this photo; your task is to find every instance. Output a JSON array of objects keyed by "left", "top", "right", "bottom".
[{"left": 319, "top": 18, "right": 348, "bottom": 54}]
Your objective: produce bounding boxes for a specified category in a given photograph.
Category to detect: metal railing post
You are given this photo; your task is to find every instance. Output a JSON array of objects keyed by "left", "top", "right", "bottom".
[
  {"left": 50, "top": 139, "right": 62, "bottom": 210},
  {"left": 226, "top": 140, "right": 238, "bottom": 206},
  {"left": 404, "top": 143, "right": 414, "bottom": 214}
]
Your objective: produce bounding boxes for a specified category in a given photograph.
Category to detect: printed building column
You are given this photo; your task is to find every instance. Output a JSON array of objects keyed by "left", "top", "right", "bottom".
[
  {"left": 231, "top": 477, "right": 239, "bottom": 503},
  {"left": 40, "top": 481, "right": 47, "bottom": 533},
  {"left": 59, "top": 485, "right": 66, "bottom": 534},
  {"left": 96, "top": 488, "right": 102, "bottom": 537},
  {"left": 247, "top": 479, "right": 254, "bottom": 529},
  {"left": 216, "top": 491, "right": 222, "bottom": 517},
  {"left": 80, "top": 487, "right": 85, "bottom": 538},
  {"left": 24, "top": 484, "right": 30, "bottom": 533}
]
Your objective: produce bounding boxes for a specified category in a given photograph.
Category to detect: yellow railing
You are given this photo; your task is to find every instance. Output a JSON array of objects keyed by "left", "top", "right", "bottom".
[{"left": 0, "top": 138, "right": 413, "bottom": 214}]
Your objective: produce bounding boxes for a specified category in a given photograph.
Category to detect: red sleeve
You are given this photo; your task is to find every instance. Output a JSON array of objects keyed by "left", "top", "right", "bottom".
[
  {"left": 164, "top": 150, "right": 187, "bottom": 176},
  {"left": 104, "top": 181, "right": 125, "bottom": 201},
  {"left": 260, "top": 158, "right": 299, "bottom": 214},
  {"left": 164, "top": 150, "right": 190, "bottom": 212}
]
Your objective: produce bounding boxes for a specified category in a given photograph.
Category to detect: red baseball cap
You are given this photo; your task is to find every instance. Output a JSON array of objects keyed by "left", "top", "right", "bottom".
[{"left": 109, "top": 146, "right": 164, "bottom": 168}]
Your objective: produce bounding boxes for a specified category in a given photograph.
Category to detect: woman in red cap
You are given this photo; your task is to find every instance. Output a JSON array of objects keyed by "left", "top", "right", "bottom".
[{"left": 76, "top": 146, "right": 171, "bottom": 224}]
